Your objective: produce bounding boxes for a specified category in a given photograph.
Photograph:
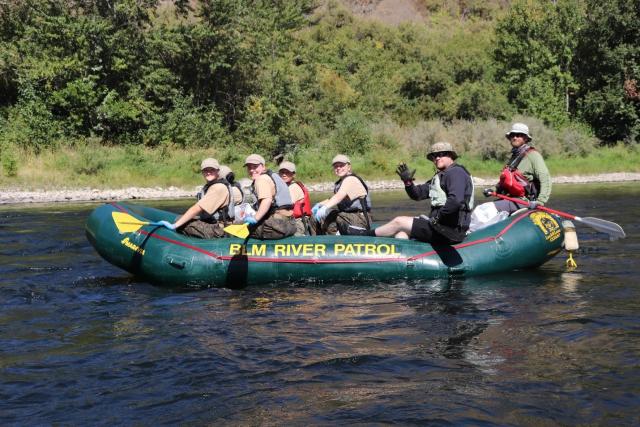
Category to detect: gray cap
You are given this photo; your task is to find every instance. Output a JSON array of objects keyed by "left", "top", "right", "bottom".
[
  {"left": 331, "top": 154, "right": 351, "bottom": 165},
  {"left": 218, "top": 165, "right": 232, "bottom": 178},
  {"left": 426, "top": 142, "right": 458, "bottom": 160},
  {"left": 278, "top": 161, "right": 296, "bottom": 173},
  {"left": 244, "top": 154, "right": 265, "bottom": 166},
  {"left": 505, "top": 122, "right": 532, "bottom": 140},
  {"left": 201, "top": 158, "right": 220, "bottom": 170}
]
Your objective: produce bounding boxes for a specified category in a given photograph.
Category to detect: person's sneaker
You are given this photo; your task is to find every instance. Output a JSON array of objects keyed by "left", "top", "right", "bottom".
[{"left": 346, "top": 225, "right": 369, "bottom": 236}]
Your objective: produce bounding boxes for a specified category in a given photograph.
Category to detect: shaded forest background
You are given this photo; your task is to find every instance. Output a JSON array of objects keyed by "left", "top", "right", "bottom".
[{"left": 0, "top": 0, "right": 638, "bottom": 184}]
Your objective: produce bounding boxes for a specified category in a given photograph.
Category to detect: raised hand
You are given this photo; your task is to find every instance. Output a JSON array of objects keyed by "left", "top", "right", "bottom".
[{"left": 396, "top": 163, "right": 415, "bottom": 183}]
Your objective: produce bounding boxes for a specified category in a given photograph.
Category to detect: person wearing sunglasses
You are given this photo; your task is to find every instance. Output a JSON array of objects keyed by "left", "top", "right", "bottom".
[
  {"left": 348, "top": 142, "right": 474, "bottom": 245},
  {"left": 482, "top": 122, "right": 551, "bottom": 213}
]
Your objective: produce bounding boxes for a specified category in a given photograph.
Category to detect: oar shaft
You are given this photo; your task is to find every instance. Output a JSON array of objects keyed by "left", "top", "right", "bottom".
[
  {"left": 490, "top": 192, "right": 576, "bottom": 220},
  {"left": 489, "top": 192, "right": 625, "bottom": 239}
]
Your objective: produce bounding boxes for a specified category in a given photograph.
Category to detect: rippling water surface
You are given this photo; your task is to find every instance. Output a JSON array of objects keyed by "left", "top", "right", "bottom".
[{"left": 1, "top": 184, "right": 639, "bottom": 425}]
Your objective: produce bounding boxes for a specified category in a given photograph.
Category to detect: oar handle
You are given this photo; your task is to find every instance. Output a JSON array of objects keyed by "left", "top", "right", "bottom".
[{"left": 490, "top": 192, "right": 576, "bottom": 220}]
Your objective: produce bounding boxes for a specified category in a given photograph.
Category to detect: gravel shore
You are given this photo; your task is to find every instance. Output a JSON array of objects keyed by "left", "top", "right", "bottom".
[{"left": 2, "top": 172, "right": 639, "bottom": 205}]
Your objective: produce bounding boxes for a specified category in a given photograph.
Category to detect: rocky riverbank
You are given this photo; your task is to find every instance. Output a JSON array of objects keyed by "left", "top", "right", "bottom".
[{"left": 1, "top": 172, "right": 639, "bottom": 205}]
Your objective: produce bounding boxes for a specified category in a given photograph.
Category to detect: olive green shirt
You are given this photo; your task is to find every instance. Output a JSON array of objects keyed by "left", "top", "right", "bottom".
[{"left": 518, "top": 150, "right": 551, "bottom": 204}]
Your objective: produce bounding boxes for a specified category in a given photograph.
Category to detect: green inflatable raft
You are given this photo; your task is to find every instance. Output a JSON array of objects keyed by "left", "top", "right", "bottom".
[{"left": 85, "top": 202, "right": 566, "bottom": 288}]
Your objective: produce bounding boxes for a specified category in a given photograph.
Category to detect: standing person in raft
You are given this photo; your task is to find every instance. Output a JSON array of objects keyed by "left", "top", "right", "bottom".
[
  {"left": 483, "top": 122, "right": 551, "bottom": 213},
  {"left": 310, "top": 154, "right": 372, "bottom": 235},
  {"left": 243, "top": 154, "right": 297, "bottom": 240},
  {"left": 278, "top": 161, "right": 312, "bottom": 236},
  {"left": 156, "top": 158, "right": 240, "bottom": 238},
  {"left": 348, "top": 142, "right": 474, "bottom": 245}
]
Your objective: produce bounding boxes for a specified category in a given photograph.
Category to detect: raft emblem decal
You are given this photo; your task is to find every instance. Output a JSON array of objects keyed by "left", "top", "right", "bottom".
[
  {"left": 530, "top": 212, "right": 561, "bottom": 242},
  {"left": 121, "top": 237, "right": 146, "bottom": 255}
]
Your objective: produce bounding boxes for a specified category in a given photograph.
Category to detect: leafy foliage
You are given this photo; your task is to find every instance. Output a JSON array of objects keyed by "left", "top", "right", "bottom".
[
  {"left": 0, "top": 0, "right": 637, "bottom": 178},
  {"left": 494, "top": 0, "right": 583, "bottom": 127},
  {"left": 573, "top": 0, "right": 640, "bottom": 143}
]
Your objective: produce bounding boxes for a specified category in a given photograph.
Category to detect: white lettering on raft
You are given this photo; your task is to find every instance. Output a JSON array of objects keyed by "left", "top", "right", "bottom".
[{"left": 228, "top": 243, "right": 399, "bottom": 257}]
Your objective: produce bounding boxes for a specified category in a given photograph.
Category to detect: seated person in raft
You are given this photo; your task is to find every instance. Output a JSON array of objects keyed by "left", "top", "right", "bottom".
[
  {"left": 310, "top": 154, "right": 372, "bottom": 236},
  {"left": 157, "top": 158, "right": 242, "bottom": 238},
  {"left": 348, "top": 142, "right": 474, "bottom": 245},
  {"left": 278, "top": 161, "right": 312, "bottom": 236},
  {"left": 242, "top": 154, "right": 297, "bottom": 240}
]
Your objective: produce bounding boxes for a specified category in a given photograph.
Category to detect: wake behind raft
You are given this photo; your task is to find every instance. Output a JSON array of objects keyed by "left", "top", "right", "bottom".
[{"left": 85, "top": 202, "right": 569, "bottom": 288}]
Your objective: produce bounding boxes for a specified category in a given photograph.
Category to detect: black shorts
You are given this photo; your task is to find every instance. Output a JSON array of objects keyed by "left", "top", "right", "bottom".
[
  {"left": 411, "top": 217, "right": 466, "bottom": 245},
  {"left": 410, "top": 217, "right": 438, "bottom": 243}
]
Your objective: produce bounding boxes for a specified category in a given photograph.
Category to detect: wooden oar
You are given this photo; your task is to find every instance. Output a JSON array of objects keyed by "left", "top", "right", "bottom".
[
  {"left": 223, "top": 223, "right": 250, "bottom": 239},
  {"left": 112, "top": 212, "right": 164, "bottom": 234},
  {"left": 489, "top": 192, "right": 626, "bottom": 240}
]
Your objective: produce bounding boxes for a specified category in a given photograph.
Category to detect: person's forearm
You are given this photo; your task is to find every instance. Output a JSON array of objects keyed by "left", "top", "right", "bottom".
[
  {"left": 255, "top": 198, "right": 271, "bottom": 221},
  {"left": 175, "top": 204, "right": 203, "bottom": 228},
  {"left": 322, "top": 192, "right": 346, "bottom": 210}
]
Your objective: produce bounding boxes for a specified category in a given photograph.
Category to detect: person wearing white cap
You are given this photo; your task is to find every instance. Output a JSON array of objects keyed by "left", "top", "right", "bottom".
[
  {"left": 156, "top": 158, "right": 238, "bottom": 238},
  {"left": 348, "top": 142, "right": 474, "bottom": 245},
  {"left": 482, "top": 122, "right": 551, "bottom": 213},
  {"left": 278, "top": 161, "right": 312, "bottom": 236},
  {"left": 242, "top": 153, "right": 297, "bottom": 239},
  {"left": 310, "top": 154, "right": 372, "bottom": 235}
]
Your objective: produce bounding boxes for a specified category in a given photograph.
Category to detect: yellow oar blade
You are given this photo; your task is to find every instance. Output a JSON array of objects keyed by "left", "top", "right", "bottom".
[
  {"left": 224, "top": 223, "right": 250, "bottom": 239},
  {"left": 112, "top": 212, "right": 150, "bottom": 234}
]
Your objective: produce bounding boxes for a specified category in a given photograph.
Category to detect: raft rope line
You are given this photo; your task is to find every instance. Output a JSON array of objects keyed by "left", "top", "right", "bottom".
[{"left": 111, "top": 203, "right": 533, "bottom": 265}]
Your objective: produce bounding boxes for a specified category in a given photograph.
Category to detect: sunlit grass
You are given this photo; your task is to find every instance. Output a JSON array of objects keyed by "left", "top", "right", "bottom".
[{"left": 1, "top": 142, "right": 638, "bottom": 190}]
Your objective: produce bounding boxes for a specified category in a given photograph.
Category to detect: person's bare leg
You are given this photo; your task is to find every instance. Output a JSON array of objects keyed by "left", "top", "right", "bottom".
[{"left": 374, "top": 216, "right": 413, "bottom": 237}]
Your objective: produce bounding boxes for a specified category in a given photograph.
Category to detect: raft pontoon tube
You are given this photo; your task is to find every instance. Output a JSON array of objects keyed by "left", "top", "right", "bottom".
[{"left": 86, "top": 202, "right": 565, "bottom": 288}]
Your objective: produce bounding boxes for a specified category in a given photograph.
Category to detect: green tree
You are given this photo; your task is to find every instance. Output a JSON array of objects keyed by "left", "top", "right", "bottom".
[
  {"left": 574, "top": 0, "right": 640, "bottom": 143},
  {"left": 494, "top": 0, "right": 584, "bottom": 127}
]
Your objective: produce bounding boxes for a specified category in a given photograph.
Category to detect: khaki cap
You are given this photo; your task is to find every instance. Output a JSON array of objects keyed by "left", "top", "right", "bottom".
[
  {"left": 244, "top": 154, "right": 265, "bottom": 165},
  {"left": 427, "top": 142, "right": 458, "bottom": 160},
  {"left": 218, "top": 165, "right": 232, "bottom": 178},
  {"left": 332, "top": 154, "right": 351, "bottom": 165},
  {"left": 278, "top": 161, "right": 296, "bottom": 173},
  {"left": 201, "top": 158, "right": 220, "bottom": 170}
]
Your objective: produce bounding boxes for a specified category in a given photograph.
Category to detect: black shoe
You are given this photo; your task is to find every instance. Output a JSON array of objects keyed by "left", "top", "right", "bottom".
[{"left": 346, "top": 225, "right": 369, "bottom": 236}]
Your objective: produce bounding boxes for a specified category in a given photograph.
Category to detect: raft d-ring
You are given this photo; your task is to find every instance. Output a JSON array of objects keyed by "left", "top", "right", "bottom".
[{"left": 566, "top": 252, "right": 577, "bottom": 269}]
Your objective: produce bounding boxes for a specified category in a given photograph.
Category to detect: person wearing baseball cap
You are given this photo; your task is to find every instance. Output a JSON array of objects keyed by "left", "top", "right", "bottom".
[
  {"left": 482, "top": 122, "right": 551, "bottom": 214},
  {"left": 242, "top": 153, "right": 297, "bottom": 239},
  {"left": 156, "top": 158, "right": 238, "bottom": 238},
  {"left": 310, "top": 154, "right": 372, "bottom": 235},
  {"left": 278, "top": 161, "right": 312, "bottom": 236},
  {"left": 348, "top": 142, "right": 474, "bottom": 245}
]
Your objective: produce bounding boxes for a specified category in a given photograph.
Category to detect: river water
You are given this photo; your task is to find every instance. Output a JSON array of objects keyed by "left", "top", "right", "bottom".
[{"left": 1, "top": 184, "right": 639, "bottom": 425}]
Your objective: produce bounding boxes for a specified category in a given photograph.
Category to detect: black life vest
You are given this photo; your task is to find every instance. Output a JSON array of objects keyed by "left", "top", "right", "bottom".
[
  {"left": 197, "top": 178, "right": 235, "bottom": 223},
  {"left": 333, "top": 173, "right": 371, "bottom": 213}
]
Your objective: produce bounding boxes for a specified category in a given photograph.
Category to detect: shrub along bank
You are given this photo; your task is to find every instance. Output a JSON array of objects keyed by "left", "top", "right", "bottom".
[{"left": 1, "top": 118, "right": 638, "bottom": 190}]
